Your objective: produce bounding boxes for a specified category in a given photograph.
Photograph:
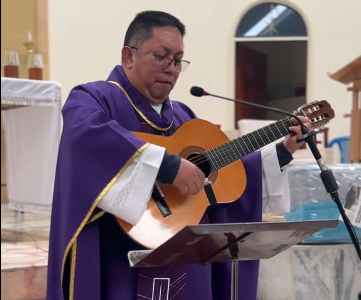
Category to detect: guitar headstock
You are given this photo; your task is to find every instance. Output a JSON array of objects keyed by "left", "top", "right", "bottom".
[{"left": 297, "top": 100, "right": 335, "bottom": 129}]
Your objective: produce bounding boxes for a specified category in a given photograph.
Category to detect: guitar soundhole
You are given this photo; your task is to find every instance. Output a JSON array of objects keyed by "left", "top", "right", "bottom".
[
  {"left": 180, "top": 146, "right": 218, "bottom": 183},
  {"left": 186, "top": 152, "right": 211, "bottom": 178}
]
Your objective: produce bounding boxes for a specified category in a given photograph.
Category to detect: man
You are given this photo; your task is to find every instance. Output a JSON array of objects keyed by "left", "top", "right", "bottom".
[{"left": 46, "top": 10, "right": 311, "bottom": 300}]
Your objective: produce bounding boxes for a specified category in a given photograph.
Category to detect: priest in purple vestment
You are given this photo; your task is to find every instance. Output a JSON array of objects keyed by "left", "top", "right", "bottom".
[{"left": 46, "top": 10, "right": 311, "bottom": 300}]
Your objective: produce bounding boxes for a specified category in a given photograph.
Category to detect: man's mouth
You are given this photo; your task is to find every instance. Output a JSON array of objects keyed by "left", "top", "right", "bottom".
[{"left": 157, "top": 80, "right": 172, "bottom": 85}]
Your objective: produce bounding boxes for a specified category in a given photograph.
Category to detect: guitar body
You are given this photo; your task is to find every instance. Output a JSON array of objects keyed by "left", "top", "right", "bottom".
[
  {"left": 115, "top": 99, "right": 335, "bottom": 250},
  {"left": 116, "top": 119, "right": 247, "bottom": 250}
]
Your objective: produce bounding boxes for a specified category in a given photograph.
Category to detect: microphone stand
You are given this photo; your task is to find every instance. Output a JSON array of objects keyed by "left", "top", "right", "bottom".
[
  {"left": 191, "top": 87, "right": 361, "bottom": 261},
  {"left": 297, "top": 124, "right": 361, "bottom": 261}
]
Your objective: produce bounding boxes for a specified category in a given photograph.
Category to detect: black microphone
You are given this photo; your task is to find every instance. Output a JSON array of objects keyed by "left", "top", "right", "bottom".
[{"left": 190, "top": 85, "right": 361, "bottom": 261}]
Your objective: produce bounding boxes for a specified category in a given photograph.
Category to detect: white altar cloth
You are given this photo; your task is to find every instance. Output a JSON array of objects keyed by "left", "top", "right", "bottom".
[{"left": 1, "top": 77, "right": 61, "bottom": 213}]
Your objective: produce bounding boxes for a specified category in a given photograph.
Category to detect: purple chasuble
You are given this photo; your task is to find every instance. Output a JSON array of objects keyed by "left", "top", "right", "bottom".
[{"left": 46, "top": 65, "right": 263, "bottom": 300}]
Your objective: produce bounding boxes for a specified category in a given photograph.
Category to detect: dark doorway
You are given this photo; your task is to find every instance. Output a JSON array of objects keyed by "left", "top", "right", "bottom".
[
  {"left": 234, "top": 2, "right": 308, "bottom": 127},
  {"left": 235, "top": 40, "right": 307, "bottom": 126}
]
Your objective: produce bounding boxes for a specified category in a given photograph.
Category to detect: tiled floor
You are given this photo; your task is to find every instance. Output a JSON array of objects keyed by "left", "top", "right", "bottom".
[
  {"left": 1, "top": 205, "right": 50, "bottom": 300},
  {"left": 0, "top": 204, "right": 284, "bottom": 300},
  {"left": 1, "top": 241, "right": 49, "bottom": 270},
  {"left": 1, "top": 205, "right": 50, "bottom": 243}
]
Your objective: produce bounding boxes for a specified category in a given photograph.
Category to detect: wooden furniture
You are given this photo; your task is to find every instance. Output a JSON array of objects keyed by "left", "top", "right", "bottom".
[
  {"left": 328, "top": 56, "right": 361, "bottom": 163},
  {"left": 117, "top": 101, "right": 334, "bottom": 250},
  {"left": 315, "top": 127, "right": 329, "bottom": 148}
]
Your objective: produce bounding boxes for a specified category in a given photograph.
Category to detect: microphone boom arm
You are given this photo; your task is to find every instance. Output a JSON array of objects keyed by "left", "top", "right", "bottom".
[{"left": 206, "top": 91, "right": 311, "bottom": 137}]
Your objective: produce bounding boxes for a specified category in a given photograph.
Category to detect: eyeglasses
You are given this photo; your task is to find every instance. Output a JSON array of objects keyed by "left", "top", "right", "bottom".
[{"left": 130, "top": 47, "right": 190, "bottom": 73}]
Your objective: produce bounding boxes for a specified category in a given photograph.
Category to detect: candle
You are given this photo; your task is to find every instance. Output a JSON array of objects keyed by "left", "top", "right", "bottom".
[{"left": 28, "top": 31, "right": 32, "bottom": 42}]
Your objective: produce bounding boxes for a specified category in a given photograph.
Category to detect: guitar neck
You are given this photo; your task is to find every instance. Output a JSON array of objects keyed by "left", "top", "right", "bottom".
[{"left": 206, "top": 116, "right": 295, "bottom": 171}]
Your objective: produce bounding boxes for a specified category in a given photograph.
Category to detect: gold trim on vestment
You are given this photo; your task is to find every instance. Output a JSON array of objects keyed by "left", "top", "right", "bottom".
[
  {"left": 69, "top": 241, "right": 77, "bottom": 300},
  {"left": 88, "top": 211, "right": 107, "bottom": 224},
  {"left": 61, "top": 143, "right": 150, "bottom": 298},
  {"left": 107, "top": 80, "right": 174, "bottom": 132}
]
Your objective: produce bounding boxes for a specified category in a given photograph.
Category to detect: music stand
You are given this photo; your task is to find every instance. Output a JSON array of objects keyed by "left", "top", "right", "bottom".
[{"left": 128, "top": 220, "right": 338, "bottom": 300}]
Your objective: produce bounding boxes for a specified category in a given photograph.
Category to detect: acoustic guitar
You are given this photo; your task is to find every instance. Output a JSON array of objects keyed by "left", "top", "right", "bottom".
[{"left": 117, "top": 100, "right": 335, "bottom": 250}]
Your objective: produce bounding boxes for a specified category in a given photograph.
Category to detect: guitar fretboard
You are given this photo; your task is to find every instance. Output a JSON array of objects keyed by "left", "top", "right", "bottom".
[{"left": 205, "top": 117, "right": 293, "bottom": 171}]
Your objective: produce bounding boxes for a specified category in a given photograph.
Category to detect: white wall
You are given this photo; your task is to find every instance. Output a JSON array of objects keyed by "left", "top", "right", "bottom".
[{"left": 48, "top": 0, "right": 361, "bottom": 142}]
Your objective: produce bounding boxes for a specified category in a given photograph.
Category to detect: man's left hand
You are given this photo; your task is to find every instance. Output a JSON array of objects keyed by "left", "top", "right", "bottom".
[{"left": 283, "top": 115, "right": 313, "bottom": 154}]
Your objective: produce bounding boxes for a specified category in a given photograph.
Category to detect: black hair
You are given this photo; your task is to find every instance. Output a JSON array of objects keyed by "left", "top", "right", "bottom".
[{"left": 123, "top": 10, "right": 186, "bottom": 48}]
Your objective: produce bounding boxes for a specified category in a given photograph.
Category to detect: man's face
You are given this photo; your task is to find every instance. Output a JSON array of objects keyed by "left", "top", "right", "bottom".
[{"left": 125, "top": 26, "right": 185, "bottom": 104}]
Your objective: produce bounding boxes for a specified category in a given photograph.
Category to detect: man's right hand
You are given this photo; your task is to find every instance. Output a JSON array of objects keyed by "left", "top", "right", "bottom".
[
  {"left": 172, "top": 158, "right": 205, "bottom": 195},
  {"left": 156, "top": 151, "right": 205, "bottom": 195}
]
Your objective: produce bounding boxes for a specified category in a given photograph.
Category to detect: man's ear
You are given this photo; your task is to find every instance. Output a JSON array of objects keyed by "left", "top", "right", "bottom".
[{"left": 121, "top": 46, "right": 134, "bottom": 70}]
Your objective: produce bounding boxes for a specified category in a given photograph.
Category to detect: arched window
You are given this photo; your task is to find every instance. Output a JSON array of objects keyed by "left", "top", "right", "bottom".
[
  {"left": 235, "top": 3, "right": 307, "bottom": 37},
  {"left": 234, "top": 3, "right": 308, "bottom": 127}
]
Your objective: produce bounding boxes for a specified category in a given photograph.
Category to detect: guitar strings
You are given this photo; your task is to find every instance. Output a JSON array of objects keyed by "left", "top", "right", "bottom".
[
  {"left": 187, "top": 117, "right": 294, "bottom": 167},
  {"left": 158, "top": 117, "right": 299, "bottom": 193},
  {"left": 187, "top": 111, "right": 315, "bottom": 168}
]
